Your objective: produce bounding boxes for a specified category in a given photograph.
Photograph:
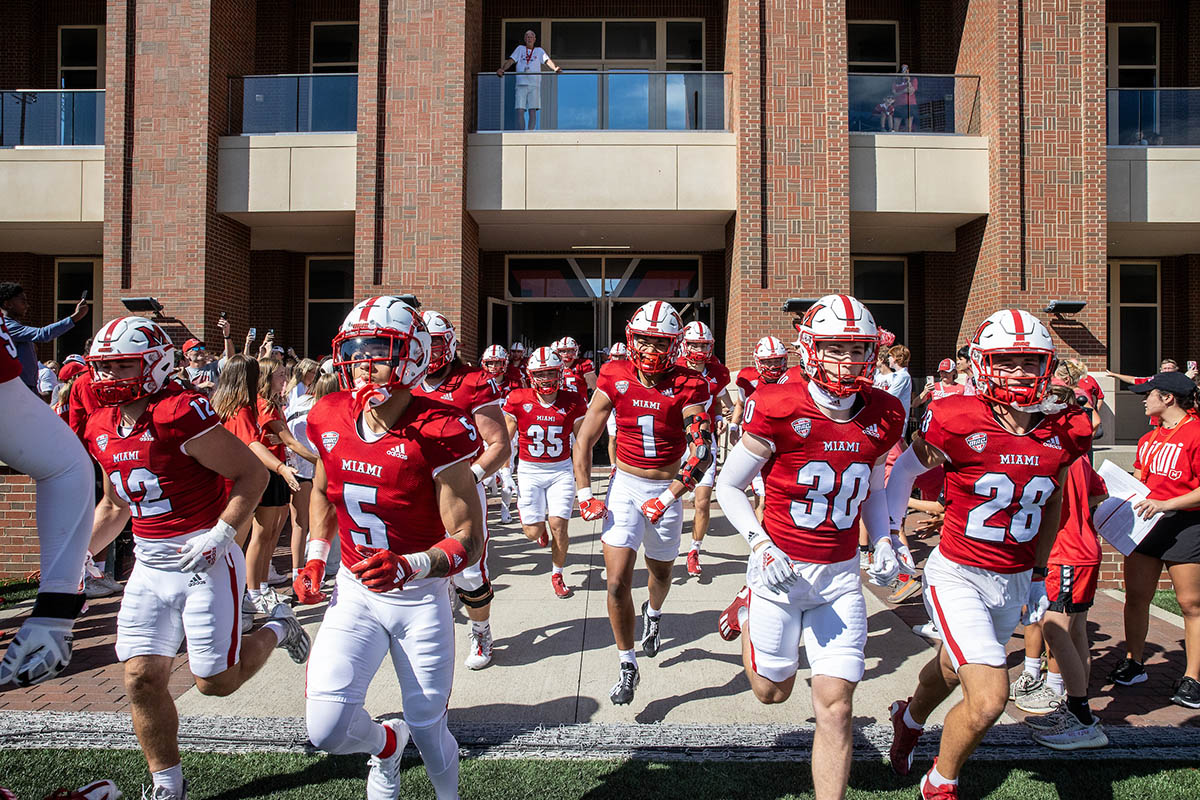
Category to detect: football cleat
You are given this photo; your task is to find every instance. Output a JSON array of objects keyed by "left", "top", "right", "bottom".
[
  {"left": 640, "top": 601, "right": 661, "bottom": 658},
  {"left": 537, "top": 530, "right": 549, "bottom": 548},
  {"left": 141, "top": 782, "right": 187, "bottom": 800},
  {"left": 889, "top": 697, "right": 923, "bottom": 776},
  {"left": 464, "top": 628, "right": 493, "bottom": 670},
  {"left": 268, "top": 603, "right": 311, "bottom": 664},
  {"left": 366, "top": 719, "right": 409, "bottom": 800},
  {"left": 42, "top": 778, "right": 123, "bottom": 799},
  {"left": 551, "top": 573, "right": 571, "bottom": 598},
  {"left": 499, "top": 504, "right": 513, "bottom": 524},
  {"left": 718, "top": 585, "right": 750, "bottom": 642},
  {"left": 686, "top": 550, "right": 701, "bottom": 576},
  {"left": 609, "top": 662, "right": 640, "bottom": 705},
  {"left": 918, "top": 760, "right": 958, "bottom": 799}
]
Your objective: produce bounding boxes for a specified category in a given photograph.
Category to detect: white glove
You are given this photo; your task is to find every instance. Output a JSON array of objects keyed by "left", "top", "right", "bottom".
[
  {"left": 0, "top": 617, "right": 74, "bottom": 687},
  {"left": 176, "top": 520, "right": 237, "bottom": 573},
  {"left": 1022, "top": 579, "right": 1050, "bottom": 625},
  {"left": 896, "top": 543, "right": 916, "bottom": 574},
  {"left": 867, "top": 537, "right": 901, "bottom": 587},
  {"left": 752, "top": 541, "right": 799, "bottom": 594}
]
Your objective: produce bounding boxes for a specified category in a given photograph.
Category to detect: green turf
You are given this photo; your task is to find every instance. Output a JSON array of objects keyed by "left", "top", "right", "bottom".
[
  {"left": 1, "top": 750, "right": 1198, "bottom": 800},
  {"left": 0, "top": 578, "right": 38, "bottom": 603},
  {"left": 1152, "top": 589, "right": 1183, "bottom": 617}
]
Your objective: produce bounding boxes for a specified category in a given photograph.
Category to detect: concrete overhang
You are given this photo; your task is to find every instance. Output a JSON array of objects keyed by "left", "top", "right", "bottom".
[
  {"left": 849, "top": 133, "right": 989, "bottom": 252},
  {"left": 0, "top": 146, "right": 103, "bottom": 253},
  {"left": 1108, "top": 146, "right": 1200, "bottom": 256},
  {"left": 466, "top": 131, "right": 735, "bottom": 250}
]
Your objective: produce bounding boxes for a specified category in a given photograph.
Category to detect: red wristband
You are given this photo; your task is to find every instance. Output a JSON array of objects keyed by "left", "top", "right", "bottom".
[{"left": 432, "top": 537, "right": 471, "bottom": 576}]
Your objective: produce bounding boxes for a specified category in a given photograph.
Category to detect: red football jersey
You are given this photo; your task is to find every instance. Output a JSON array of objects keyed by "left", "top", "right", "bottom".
[
  {"left": 503, "top": 388, "right": 587, "bottom": 464},
  {"left": 1048, "top": 457, "right": 1107, "bottom": 566},
  {"left": 501, "top": 364, "right": 526, "bottom": 393},
  {"left": 921, "top": 394, "right": 1092, "bottom": 573},
  {"left": 85, "top": 384, "right": 226, "bottom": 539},
  {"left": 1134, "top": 414, "right": 1200, "bottom": 511},
  {"left": 0, "top": 316, "right": 19, "bottom": 385},
  {"left": 678, "top": 357, "right": 731, "bottom": 427},
  {"left": 306, "top": 391, "right": 480, "bottom": 570},
  {"left": 68, "top": 369, "right": 103, "bottom": 439},
  {"left": 566, "top": 359, "right": 594, "bottom": 380},
  {"left": 743, "top": 382, "right": 905, "bottom": 563},
  {"left": 412, "top": 361, "right": 503, "bottom": 457},
  {"left": 735, "top": 366, "right": 772, "bottom": 400},
  {"left": 595, "top": 359, "right": 710, "bottom": 470}
]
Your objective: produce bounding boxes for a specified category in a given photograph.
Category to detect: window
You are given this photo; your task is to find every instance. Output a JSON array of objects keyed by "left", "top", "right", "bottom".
[
  {"left": 306, "top": 257, "right": 354, "bottom": 358},
  {"left": 59, "top": 26, "right": 105, "bottom": 89},
  {"left": 1106, "top": 24, "right": 1158, "bottom": 146},
  {"left": 852, "top": 257, "right": 906, "bottom": 342},
  {"left": 504, "top": 255, "right": 700, "bottom": 301},
  {"left": 847, "top": 21, "right": 898, "bottom": 73},
  {"left": 311, "top": 22, "right": 358, "bottom": 73},
  {"left": 501, "top": 18, "right": 705, "bottom": 70},
  {"left": 1108, "top": 261, "right": 1159, "bottom": 379},
  {"left": 54, "top": 258, "right": 97, "bottom": 361}
]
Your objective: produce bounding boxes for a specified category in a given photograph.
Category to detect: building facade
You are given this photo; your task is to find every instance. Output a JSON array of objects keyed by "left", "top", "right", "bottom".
[{"left": 2, "top": 1, "right": 1197, "bottom": 586}]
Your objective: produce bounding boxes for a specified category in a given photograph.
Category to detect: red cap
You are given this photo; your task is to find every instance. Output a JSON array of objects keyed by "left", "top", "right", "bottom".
[
  {"left": 58, "top": 360, "right": 88, "bottom": 381},
  {"left": 182, "top": 338, "right": 203, "bottom": 353},
  {"left": 937, "top": 358, "right": 955, "bottom": 372}
]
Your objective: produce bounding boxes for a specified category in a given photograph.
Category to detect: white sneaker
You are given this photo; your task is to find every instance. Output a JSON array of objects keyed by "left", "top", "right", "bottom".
[
  {"left": 913, "top": 621, "right": 941, "bottom": 641},
  {"left": 499, "top": 504, "right": 513, "bottom": 524},
  {"left": 84, "top": 574, "right": 122, "bottom": 598},
  {"left": 464, "top": 627, "right": 493, "bottom": 670},
  {"left": 267, "top": 603, "right": 311, "bottom": 663},
  {"left": 1016, "top": 684, "right": 1064, "bottom": 714},
  {"left": 242, "top": 594, "right": 259, "bottom": 616},
  {"left": 366, "top": 719, "right": 410, "bottom": 800},
  {"left": 252, "top": 590, "right": 284, "bottom": 615},
  {"left": 266, "top": 564, "right": 290, "bottom": 586},
  {"left": 859, "top": 550, "right": 870, "bottom": 570},
  {"left": 1032, "top": 713, "right": 1108, "bottom": 750},
  {"left": 1009, "top": 670, "right": 1045, "bottom": 701}
]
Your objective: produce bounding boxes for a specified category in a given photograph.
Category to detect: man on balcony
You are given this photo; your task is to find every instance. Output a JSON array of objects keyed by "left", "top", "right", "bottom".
[{"left": 497, "top": 29, "right": 562, "bottom": 131}]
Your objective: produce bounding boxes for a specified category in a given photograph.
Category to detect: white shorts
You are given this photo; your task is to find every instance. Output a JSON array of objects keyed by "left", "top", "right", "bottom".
[
  {"left": 514, "top": 84, "right": 541, "bottom": 110},
  {"left": 752, "top": 475, "right": 765, "bottom": 497},
  {"left": 922, "top": 545, "right": 1030, "bottom": 672},
  {"left": 306, "top": 568, "right": 453, "bottom": 727},
  {"left": 115, "top": 533, "right": 245, "bottom": 679},
  {"left": 746, "top": 556, "right": 868, "bottom": 683},
  {"left": 517, "top": 460, "right": 575, "bottom": 524},
  {"left": 606, "top": 411, "right": 617, "bottom": 438},
  {"left": 600, "top": 469, "right": 683, "bottom": 562},
  {"left": 452, "top": 483, "right": 491, "bottom": 593}
]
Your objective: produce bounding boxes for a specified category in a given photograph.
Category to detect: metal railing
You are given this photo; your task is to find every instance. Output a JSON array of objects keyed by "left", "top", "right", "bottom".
[
  {"left": 227, "top": 74, "right": 358, "bottom": 135},
  {"left": 0, "top": 90, "right": 105, "bottom": 146},
  {"left": 848, "top": 73, "right": 980, "bottom": 135},
  {"left": 1107, "top": 88, "right": 1200, "bottom": 146},
  {"left": 476, "top": 71, "right": 729, "bottom": 132}
]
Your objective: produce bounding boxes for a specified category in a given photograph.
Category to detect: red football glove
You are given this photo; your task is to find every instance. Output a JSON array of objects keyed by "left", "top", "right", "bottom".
[
  {"left": 292, "top": 559, "right": 327, "bottom": 605},
  {"left": 640, "top": 497, "right": 669, "bottom": 524},
  {"left": 349, "top": 549, "right": 420, "bottom": 593},
  {"left": 579, "top": 497, "right": 609, "bottom": 521}
]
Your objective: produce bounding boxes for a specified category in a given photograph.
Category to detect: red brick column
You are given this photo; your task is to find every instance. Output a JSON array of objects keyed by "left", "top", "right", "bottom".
[
  {"left": 354, "top": 0, "right": 483, "bottom": 357},
  {"left": 952, "top": 0, "right": 1107, "bottom": 360},
  {"left": 723, "top": 0, "right": 851, "bottom": 370},
  {"left": 103, "top": 1, "right": 255, "bottom": 348},
  {"left": 0, "top": 473, "right": 38, "bottom": 581}
]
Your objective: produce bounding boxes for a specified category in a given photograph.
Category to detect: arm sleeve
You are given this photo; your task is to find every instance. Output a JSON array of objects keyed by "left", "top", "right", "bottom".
[
  {"left": 713, "top": 439, "right": 771, "bottom": 549},
  {"left": 860, "top": 462, "right": 891, "bottom": 546},
  {"left": 6, "top": 317, "right": 75, "bottom": 344},
  {"left": 885, "top": 444, "right": 932, "bottom": 532}
]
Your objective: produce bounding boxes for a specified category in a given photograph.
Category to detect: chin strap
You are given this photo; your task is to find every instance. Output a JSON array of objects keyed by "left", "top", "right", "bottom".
[{"left": 808, "top": 379, "right": 856, "bottom": 411}]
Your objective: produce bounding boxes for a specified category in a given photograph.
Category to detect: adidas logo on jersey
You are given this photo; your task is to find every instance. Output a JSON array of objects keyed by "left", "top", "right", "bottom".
[
  {"left": 441, "top": 392, "right": 455, "bottom": 401},
  {"left": 791, "top": 418, "right": 812, "bottom": 438},
  {"left": 1044, "top": 435, "right": 1063, "bottom": 450},
  {"left": 386, "top": 443, "right": 408, "bottom": 460},
  {"left": 862, "top": 424, "right": 882, "bottom": 439},
  {"left": 966, "top": 433, "right": 988, "bottom": 452},
  {"left": 140, "top": 431, "right": 155, "bottom": 442},
  {"left": 187, "top": 574, "right": 206, "bottom": 587},
  {"left": 322, "top": 431, "right": 339, "bottom": 452},
  {"left": 96, "top": 434, "right": 109, "bottom": 452}
]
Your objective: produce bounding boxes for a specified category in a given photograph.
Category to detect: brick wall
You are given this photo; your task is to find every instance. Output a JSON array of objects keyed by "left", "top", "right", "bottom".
[
  {"left": 0, "top": 253, "right": 56, "bottom": 362},
  {"left": 0, "top": 1, "right": 105, "bottom": 90},
  {"left": 0, "top": 473, "right": 39, "bottom": 580},
  {"left": 254, "top": 0, "right": 360, "bottom": 75}
]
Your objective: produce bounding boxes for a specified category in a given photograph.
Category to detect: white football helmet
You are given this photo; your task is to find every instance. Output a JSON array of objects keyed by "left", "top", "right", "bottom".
[
  {"left": 332, "top": 296, "right": 430, "bottom": 390},
  {"left": 421, "top": 310, "right": 457, "bottom": 373},
  {"left": 681, "top": 321, "right": 715, "bottom": 366},
  {"left": 753, "top": 336, "right": 788, "bottom": 382},
  {"left": 481, "top": 344, "right": 508, "bottom": 377},
  {"left": 795, "top": 294, "right": 879, "bottom": 398},
  {"left": 625, "top": 301, "right": 684, "bottom": 375},
  {"left": 608, "top": 341, "right": 629, "bottom": 360},
  {"left": 969, "top": 309, "right": 1057, "bottom": 409},
  {"left": 509, "top": 341, "right": 527, "bottom": 363},
  {"left": 86, "top": 316, "right": 176, "bottom": 406},
  {"left": 526, "top": 346, "right": 564, "bottom": 396},
  {"left": 553, "top": 336, "right": 579, "bottom": 366}
]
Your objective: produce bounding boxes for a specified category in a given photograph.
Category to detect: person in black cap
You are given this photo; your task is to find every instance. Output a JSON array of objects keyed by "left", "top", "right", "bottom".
[{"left": 1110, "top": 370, "right": 1200, "bottom": 708}]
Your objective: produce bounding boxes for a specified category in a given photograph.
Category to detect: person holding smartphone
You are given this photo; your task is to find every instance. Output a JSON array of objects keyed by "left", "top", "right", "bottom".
[{"left": 0, "top": 282, "right": 90, "bottom": 392}]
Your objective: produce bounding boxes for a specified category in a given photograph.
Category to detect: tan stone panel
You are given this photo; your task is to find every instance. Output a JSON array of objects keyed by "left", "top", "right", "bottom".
[
  {"left": 524, "top": 144, "right": 677, "bottom": 210},
  {"left": 0, "top": 160, "right": 84, "bottom": 222}
]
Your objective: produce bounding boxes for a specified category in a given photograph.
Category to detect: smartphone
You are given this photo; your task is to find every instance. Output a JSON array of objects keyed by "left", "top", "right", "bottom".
[
  {"left": 1190, "top": 361, "right": 1198, "bottom": 373},
  {"left": 268, "top": 329, "right": 274, "bottom": 336},
  {"left": 248, "top": 327, "right": 257, "bottom": 339},
  {"left": 219, "top": 311, "right": 227, "bottom": 320},
  {"left": 80, "top": 290, "right": 89, "bottom": 301},
  {"left": 925, "top": 376, "right": 934, "bottom": 386}
]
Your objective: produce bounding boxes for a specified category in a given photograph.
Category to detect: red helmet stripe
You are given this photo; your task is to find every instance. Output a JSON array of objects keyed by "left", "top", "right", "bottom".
[
  {"left": 838, "top": 295, "right": 861, "bottom": 333},
  {"left": 1009, "top": 309, "right": 1027, "bottom": 342},
  {"left": 358, "top": 296, "right": 381, "bottom": 323}
]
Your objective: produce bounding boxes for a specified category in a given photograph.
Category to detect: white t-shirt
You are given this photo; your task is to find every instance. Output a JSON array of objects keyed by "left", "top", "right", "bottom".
[
  {"left": 510, "top": 46, "right": 549, "bottom": 86},
  {"left": 37, "top": 364, "right": 59, "bottom": 397},
  {"left": 884, "top": 367, "right": 913, "bottom": 425},
  {"left": 285, "top": 393, "right": 316, "bottom": 479}
]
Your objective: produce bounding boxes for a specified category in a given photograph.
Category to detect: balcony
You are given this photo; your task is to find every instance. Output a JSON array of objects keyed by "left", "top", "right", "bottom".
[
  {"left": 848, "top": 73, "right": 980, "bottom": 135},
  {"left": 1107, "top": 89, "right": 1200, "bottom": 256},
  {"left": 1, "top": 90, "right": 104, "bottom": 146},
  {"left": 227, "top": 74, "right": 357, "bottom": 135}
]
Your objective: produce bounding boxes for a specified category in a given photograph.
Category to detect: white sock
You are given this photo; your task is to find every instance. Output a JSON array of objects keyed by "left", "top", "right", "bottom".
[
  {"left": 258, "top": 582, "right": 269, "bottom": 593},
  {"left": 151, "top": 763, "right": 185, "bottom": 796},
  {"left": 646, "top": 603, "right": 662, "bottom": 619},
  {"left": 247, "top": 588, "right": 262, "bottom": 601},
  {"left": 1024, "top": 656, "right": 1043, "bottom": 680},
  {"left": 689, "top": 540, "right": 701, "bottom": 553},
  {"left": 471, "top": 620, "right": 491, "bottom": 636},
  {"left": 552, "top": 565, "right": 563, "bottom": 576},
  {"left": 1046, "top": 671, "right": 1064, "bottom": 695},
  {"left": 292, "top": 568, "right": 299, "bottom": 579},
  {"left": 928, "top": 762, "right": 957, "bottom": 787},
  {"left": 262, "top": 620, "right": 286, "bottom": 645},
  {"left": 903, "top": 706, "right": 923, "bottom": 731},
  {"left": 618, "top": 648, "right": 637, "bottom": 666}
]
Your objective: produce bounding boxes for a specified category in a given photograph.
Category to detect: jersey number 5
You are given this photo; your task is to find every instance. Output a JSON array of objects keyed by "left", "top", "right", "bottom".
[{"left": 343, "top": 482, "right": 389, "bottom": 549}]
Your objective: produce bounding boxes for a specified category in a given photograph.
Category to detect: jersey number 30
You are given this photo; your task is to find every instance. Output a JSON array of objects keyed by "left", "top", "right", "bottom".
[{"left": 789, "top": 461, "right": 871, "bottom": 530}]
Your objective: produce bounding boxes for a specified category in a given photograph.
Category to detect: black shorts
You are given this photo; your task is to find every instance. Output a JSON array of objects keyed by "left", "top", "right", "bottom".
[
  {"left": 1135, "top": 510, "right": 1200, "bottom": 564},
  {"left": 259, "top": 471, "right": 292, "bottom": 508}
]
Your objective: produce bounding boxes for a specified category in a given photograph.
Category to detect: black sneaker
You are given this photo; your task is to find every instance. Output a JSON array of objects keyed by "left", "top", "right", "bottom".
[
  {"left": 1107, "top": 658, "right": 1148, "bottom": 686},
  {"left": 641, "top": 601, "right": 661, "bottom": 658},
  {"left": 609, "top": 662, "right": 640, "bottom": 705},
  {"left": 1171, "top": 676, "right": 1200, "bottom": 709}
]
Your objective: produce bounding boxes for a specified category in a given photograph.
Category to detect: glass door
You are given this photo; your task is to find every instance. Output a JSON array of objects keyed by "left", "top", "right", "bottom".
[{"left": 486, "top": 298, "right": 511, "bottom": 350}]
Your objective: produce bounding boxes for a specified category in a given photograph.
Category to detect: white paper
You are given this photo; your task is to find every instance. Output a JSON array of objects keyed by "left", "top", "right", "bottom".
[{"left": 1092, "top": 460, "right": 1163, "bottom": 556}]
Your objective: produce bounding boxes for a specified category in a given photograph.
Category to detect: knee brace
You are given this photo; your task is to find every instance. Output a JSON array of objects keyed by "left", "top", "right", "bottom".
[{"left": 455, "top": 579, "right": 494, "bottom": 609}]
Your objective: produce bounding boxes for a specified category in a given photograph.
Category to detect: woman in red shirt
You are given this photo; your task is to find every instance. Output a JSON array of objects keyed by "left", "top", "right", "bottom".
[{"left": 1115, "top": 372, "right": 1200, "bottom": 708}]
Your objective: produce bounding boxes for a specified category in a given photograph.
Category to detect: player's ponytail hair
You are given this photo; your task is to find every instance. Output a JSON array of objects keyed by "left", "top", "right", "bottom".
[{"left": 212, "top": 354, "right": 259, "bottom": 421}]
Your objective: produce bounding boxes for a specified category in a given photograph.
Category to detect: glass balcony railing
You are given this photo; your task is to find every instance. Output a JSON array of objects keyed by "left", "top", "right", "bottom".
[
  {"left": 227, "top": 74, "right": 358, "bottom": 135},
  {"left": 1107, "top": 88, "right": 1200, "bottom": 146},
  {"left": 848, "top": 73, "right": 980, "bottom": 134},
  {"left": 476, "top": 71, "right": 728, "bottom": 132},
  {"left": 0, "top": 90, "right": 104, "bottom": 146}
]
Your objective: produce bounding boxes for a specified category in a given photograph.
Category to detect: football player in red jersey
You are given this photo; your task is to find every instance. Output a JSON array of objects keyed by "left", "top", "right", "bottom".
[
  {"left": 714, "top": 295, "right": 904, "bottom": 799},
  {"left": 296, "top": 297, "right": 484, "bottom": 800},
  {"left": 554, "top": 335, "right": 596, "bottom": 393},
  {"left": 481, "top": 344, "right": 519, "bottom": 522},
  {"left": 504, "top": 347, "right": 587, "bottom": 597},
  {"left": 0, "top": 316, "right": 94, "bottom": 689},
  {"left": 731, "top": 336, "right": 789, "bottom": 521},
  {"left": 883, "top": 309, "right": 1092, "bottom": 798},
  {"left": 412, "top": 311, "right": 512, "bottom": 671},
  {"left": 572, "top": 301, "right": 711, "bottom": 705},
  {"left": 677, "top": 321, "right": 732, "bottom": 576},
  {"left": 82, "top": 316, "right": 310, "bottom": 800},
  {"left": 603, "top": 342, "right": 630, "bottom": 470}
]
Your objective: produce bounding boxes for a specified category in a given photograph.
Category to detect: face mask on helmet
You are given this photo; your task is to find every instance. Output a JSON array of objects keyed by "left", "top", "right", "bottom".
[
  {"left": 529, "top": 367, "right": 562, "bottom": 395},
  {"left": 683, "top": 339, "right": 713, "bottom": 363},
  {"left": 427, "top": 332, "right": 453, "bottom": 372},
  {"left": 798, "top": 334, "right": 878, "bottom": 398},
  {"left": 334, "top": 335, "right": 416, "bottom": 391},
  {"left": 556, "top": 346, "right": 578, "bottom": 365},
  {"left": 972, "top": 349, "right": 1056, "bottom": 409},
  {"left": 88, "top": 355, "right": 158, "bottom": 406},
  {"left": 626, "top": 332, "right": 677, "bottom": 375},
  {"left": 756, "top": 356, "right": 787, "bottom": 382}
]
